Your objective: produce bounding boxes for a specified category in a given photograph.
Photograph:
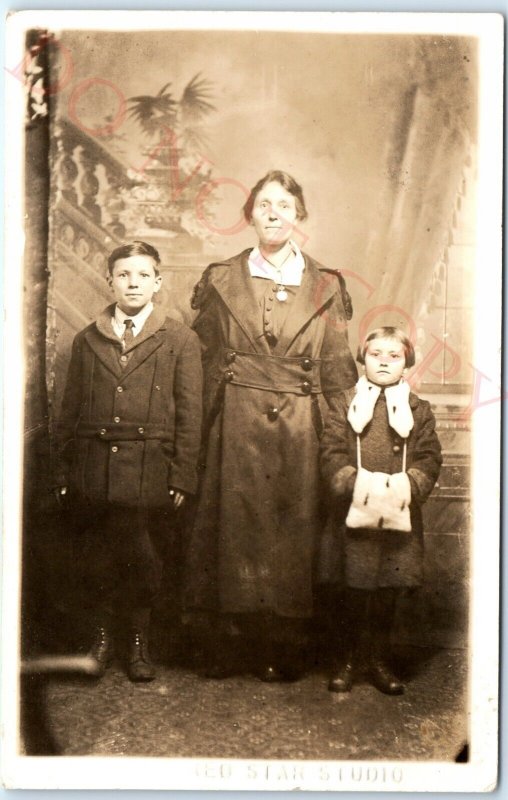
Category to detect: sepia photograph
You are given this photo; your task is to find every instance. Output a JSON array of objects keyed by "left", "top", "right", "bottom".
[{"left": 1, "top": 9, "right": 503, "bottom": 792}]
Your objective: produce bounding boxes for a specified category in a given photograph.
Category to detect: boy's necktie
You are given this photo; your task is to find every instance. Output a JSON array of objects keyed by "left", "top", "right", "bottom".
[{"left": 122, "top": 318, "right": 135, "bottom": 350}]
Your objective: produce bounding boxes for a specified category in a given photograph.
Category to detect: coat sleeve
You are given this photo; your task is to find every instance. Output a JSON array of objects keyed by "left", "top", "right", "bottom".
[
  {"left": 191, "top": 266, "right": 226, "bottom": 428},
  {"left": 318, "top": 272, "right": 358, "bottom": 403},
  {"left": 51, "top": 333, "right": 84, "bottom": 487},
  {"left": 166, "top": 328, "right": 203, "bottom": 495},
  {"left": 407, "top": 400, "right": 443, "bottom": 505},
  {"left": 192, "top": 266, "right": 221, "bottom": 366},
  {"left": 319, "top": 393, "right": 357, "bottom": 494}
]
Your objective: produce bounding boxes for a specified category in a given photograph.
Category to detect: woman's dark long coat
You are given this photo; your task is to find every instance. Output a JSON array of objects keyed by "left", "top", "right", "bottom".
[
  {"left": 319, "top": 387, "right": 442, "bottom": 589},
  {"left": 184, "top": 249, "right": 358, "bottom": 618}
]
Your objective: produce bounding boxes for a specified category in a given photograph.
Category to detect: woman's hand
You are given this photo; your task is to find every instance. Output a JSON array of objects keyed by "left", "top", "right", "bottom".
[{"left": 168, "top": 488, "right": 186, "bottom": 509}]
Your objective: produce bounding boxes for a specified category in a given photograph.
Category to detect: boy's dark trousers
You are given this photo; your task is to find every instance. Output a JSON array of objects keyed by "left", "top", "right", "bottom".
[{"left": 70, "top": 501, "right": 175, "bottom": 680}]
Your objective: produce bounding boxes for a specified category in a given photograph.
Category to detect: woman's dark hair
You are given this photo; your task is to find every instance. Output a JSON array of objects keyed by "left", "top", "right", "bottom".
[
  {"left": 357, "top": 326, "right": 416, "bottom": 368},
  {"left": 242, "top": 170, "right": 308, "bottom": 223},
  {"left": 107, "top": 240, "right": 161, "bottom": 276}
]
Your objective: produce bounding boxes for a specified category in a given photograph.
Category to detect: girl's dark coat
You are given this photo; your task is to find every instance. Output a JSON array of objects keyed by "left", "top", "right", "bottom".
[
  {"left": 184, "top": 249, "right": 358, "bottom": 618},
  {"left": 53, "top": 305, "right": 203, "bottom": 508},
  {"left": 319, "top": 386, "right": 442, "bottom": 588}
]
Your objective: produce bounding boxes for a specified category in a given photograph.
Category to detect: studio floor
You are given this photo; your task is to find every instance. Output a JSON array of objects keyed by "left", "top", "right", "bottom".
[{"left": 30, "top": 646, "right": 467, "bottom": 761}]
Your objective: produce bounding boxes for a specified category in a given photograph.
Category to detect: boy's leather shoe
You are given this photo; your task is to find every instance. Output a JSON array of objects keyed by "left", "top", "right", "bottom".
[
  {"left": 127, "top": 631, "right": 155, "bottom": 682},
  {"left": 369, "top": 661, "right": 404, "bottom": 695},
  {"left": 88, "top": 626, "right": 114, "bottom": 677},
  {"left": 328, "top": 661, "right": 354, "bottom": 693}
]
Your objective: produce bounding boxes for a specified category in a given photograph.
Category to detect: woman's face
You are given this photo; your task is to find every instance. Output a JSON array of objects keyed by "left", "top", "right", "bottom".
[{"left": 250, "top": 180, "right": 298, "bottom": 247}]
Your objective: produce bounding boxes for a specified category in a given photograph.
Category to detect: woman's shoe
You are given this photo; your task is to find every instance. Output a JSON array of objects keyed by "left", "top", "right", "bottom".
[
  {"left": 328, "top": 661, "right": 354, "bottom": 693},
  {"left": 204, "top": 659, "right": 236, "bottom": 679},
  {"left": 257, "top": 663, "right": 286, "bottom": 682},
  {"left": 369, "top": 661, "right": 404, "bottom": 695},
  {"left": 203, "top": 636, "right": 238, "bottom": 679}
]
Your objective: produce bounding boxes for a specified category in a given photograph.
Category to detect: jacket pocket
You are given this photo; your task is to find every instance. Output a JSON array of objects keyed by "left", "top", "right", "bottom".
[{"left": 139, "top": 440, "right": 174, "bottom": 508}]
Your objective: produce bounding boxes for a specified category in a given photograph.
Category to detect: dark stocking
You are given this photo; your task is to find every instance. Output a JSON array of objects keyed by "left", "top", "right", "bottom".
[
  {"left": 328, "top": 588, "right": 368, "bottom": 692},
  {"left": 368, "top": 588, "right": 404, "bottom": 695}
]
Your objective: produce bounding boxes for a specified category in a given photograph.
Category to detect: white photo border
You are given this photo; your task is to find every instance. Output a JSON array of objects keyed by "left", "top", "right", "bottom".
[{"left": 1, "top": 9, "right": 503, "bottom": 792}]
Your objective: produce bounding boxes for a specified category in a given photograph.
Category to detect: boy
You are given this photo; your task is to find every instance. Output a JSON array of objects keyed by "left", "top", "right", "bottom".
[{"left": 53, "top": 241, "right": 203, "bottom": 681}]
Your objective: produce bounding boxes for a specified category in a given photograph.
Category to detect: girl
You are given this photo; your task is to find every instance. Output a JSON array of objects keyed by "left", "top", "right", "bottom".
[
  {"left": 185, "top": 170, "right": 358, "bottom": 681},
  {"left": 320, "top": 327, "right": 442, "bottom": 694}
]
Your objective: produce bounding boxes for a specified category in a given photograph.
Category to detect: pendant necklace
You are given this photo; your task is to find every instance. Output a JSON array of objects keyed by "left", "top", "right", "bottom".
[
  {"left": 262, "top": 247, "right": 292, "bottom": 303},
  {"left": 275, "top": 281, "right": 288, "bottom": 303}
]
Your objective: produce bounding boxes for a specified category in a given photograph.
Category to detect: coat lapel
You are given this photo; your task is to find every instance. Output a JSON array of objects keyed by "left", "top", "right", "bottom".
[
  {"left": 120, "top": 306, "right": 168, "bottom": 379},
  {"left": 275, "top": 255, "right": 339, "bottom": 355},
  {"left": 85, "top": 305, "right": 123, "bottom": 378},
  {"left": 85, "top": 304, "right": 168, "bottom": 379},
  {"left": 211, "top": 250, "right": 270, "bottom": 353}
]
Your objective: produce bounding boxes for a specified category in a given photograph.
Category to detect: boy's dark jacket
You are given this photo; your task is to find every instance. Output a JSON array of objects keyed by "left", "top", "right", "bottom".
[
  {"left": 320, "top": 385, "right": 442, "bottom": 535},
  {"left": 53, "top": 304, "right": 203, "bottom": 507}
]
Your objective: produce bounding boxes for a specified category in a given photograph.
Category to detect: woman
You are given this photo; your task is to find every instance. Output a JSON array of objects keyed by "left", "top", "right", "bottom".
[{"left": 185, "top": 171, "right": 358, "bottom": 680}]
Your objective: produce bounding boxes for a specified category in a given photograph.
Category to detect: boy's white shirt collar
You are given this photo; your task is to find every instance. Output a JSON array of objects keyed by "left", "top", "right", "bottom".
[
  {"left": 111, "top": 301, "right": 154, "bottom": 339},
  {"left": 347, "top": 374, "right": 414, "bottom": 439},
  {"left": 248, "top": 240, "right": 305, "bottom": 286}
]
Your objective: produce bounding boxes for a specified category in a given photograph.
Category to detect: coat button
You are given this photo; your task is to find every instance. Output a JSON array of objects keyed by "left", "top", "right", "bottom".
[
  {"left": 114, "top": 416, "right": 120, "bottom": 423},
  {"left": 99, "top": 428, "right": 106, "bottom": 436},
  {"left": 224, "top": 370, "right": 234, "bottom": 382},
  {"left": 301, "top": 358, "right": 313, "bottom": 372},
  {"left": 393, "top": 444, "right": 401, "bottom": 453},
  {"left": 117, "top": 386, "right": 123, "bottom": 393},
  {"left": 267, "top": 406, "right": 279, "bottom": 422},
  {"left": 226, "top": 351, "right": 236, "bottom": 363},
  {"left": 111, "top": 446, "right": 118, "bottom": 453},
  {"left": 138, "top": 427, "right": 144, "bottom": 434},
  {"left": 120, "top": 355, "right": 127, "bottom": 362},
  {"left": 301, "top": 380, "right": 312, "bottom": 395}
]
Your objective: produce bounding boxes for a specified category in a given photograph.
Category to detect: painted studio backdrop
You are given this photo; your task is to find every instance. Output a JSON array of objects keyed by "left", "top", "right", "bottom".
[{"left": 22, "top": 26, "right": 475, "bottom": 754}]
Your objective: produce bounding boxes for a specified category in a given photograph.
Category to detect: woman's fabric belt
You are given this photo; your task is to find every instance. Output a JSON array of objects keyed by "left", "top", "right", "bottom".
[
  {"left": 75, "top": 422, "right": 172, "bottom": 441},
  {"left": 220, "top": 349, "right": 325, "bottom": 395}
]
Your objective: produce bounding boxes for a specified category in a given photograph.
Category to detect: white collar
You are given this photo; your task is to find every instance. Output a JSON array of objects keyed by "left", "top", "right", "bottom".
[
  {"left": 248, "top": 240, "right": 305, "bottom": 286},
  {"left": 112, "top": 301, "right": 154, "bottom": 337},
  {"left": 347, "top": 375, "right": 414, "bottom": 439}
]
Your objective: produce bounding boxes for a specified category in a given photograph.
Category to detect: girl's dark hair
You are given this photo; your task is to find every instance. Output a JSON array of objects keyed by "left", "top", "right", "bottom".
[
  {"left": 357, "top": 326, "right": 416, "bottom": 368},
  {"left": 242, "top": 170, "right": 308, "bottom": 223},
  {"left": 107, "top": 240, "right": 161, "bottom": 276}
]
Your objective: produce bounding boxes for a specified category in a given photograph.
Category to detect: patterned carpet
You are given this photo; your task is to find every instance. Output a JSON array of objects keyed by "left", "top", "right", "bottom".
[{"left": 37, "top": 647, "right": 467, "bottom": 760}]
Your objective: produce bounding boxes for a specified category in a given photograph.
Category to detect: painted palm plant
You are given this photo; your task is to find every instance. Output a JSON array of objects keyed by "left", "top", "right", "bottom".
[
  {"left": 122, "top": 74, "right": 217, "bottom": 239},
  {"left": 127, "top": 73, "right": 216, "bottom": 158}
]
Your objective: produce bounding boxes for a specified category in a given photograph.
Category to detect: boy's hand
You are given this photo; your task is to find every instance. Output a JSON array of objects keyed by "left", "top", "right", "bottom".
[
  {"left": 53, "top": 486, "right": 69, "bottom": 507},
  {"left": 168, "top": 488, "right": 186, "bottom": 509}
]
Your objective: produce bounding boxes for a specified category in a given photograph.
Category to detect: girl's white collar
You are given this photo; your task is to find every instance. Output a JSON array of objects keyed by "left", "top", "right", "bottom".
[{"left": 347, "top": 375, "right": 414, "bottom": 438}]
